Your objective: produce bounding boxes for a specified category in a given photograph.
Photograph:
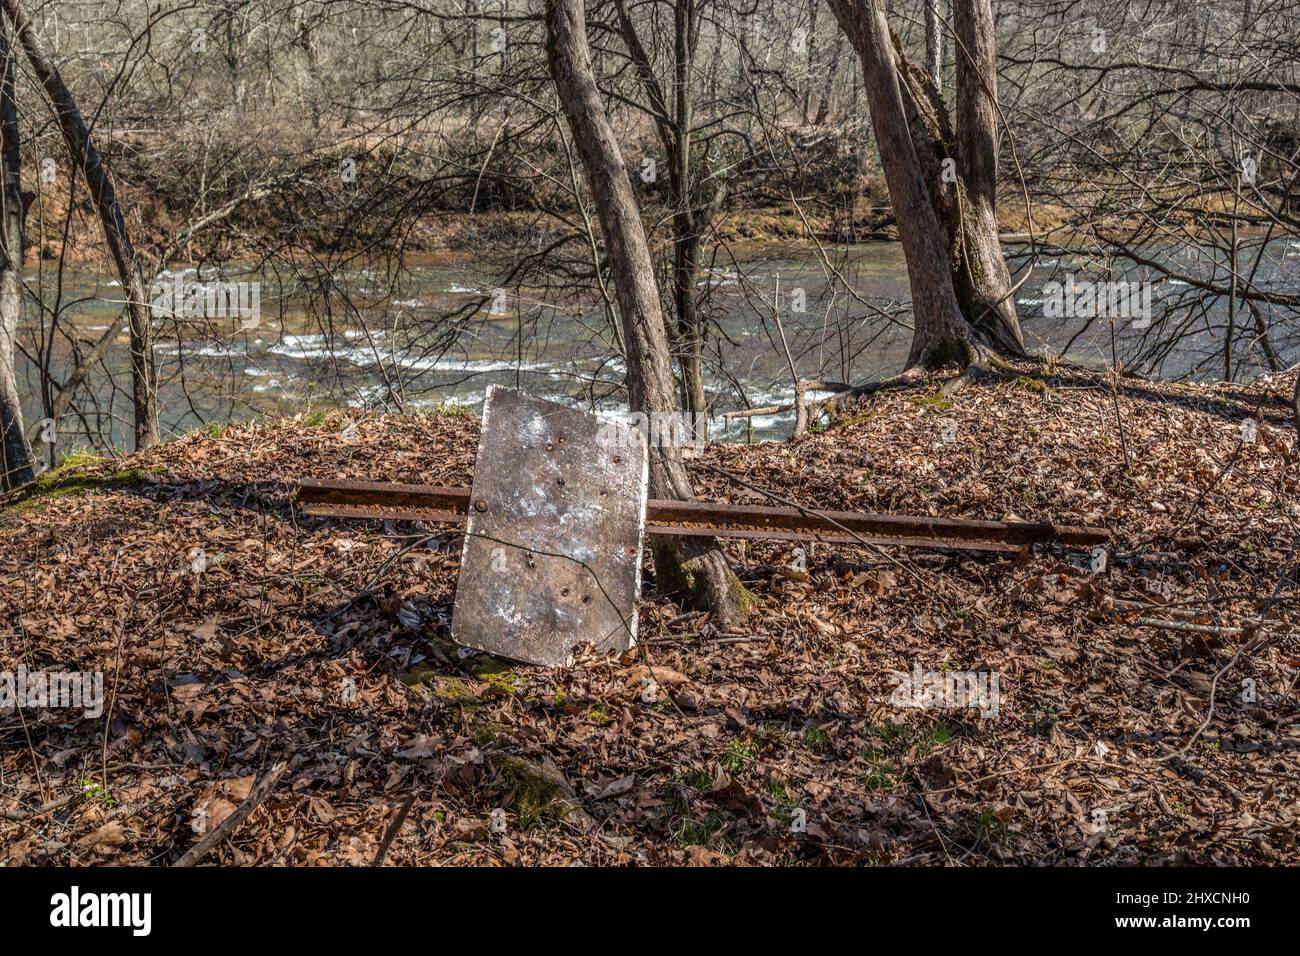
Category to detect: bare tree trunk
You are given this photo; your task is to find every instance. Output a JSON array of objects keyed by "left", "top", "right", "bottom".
[
  {"left": 815, "top": 30, "right": 844, "bottom": 125},
  {"left": 827, "top": 0, "right": 973, "bottom": 368},
  {"left": 802, "top": 0, "right": 818, "bottom": 121},
  {"left": 669, "top": 0, "right": 708, "bottom": 436},
  {"left": 612, "top": 0, "right": 718, "bottom": 439},
  {"left": 1226, "top": 207, "right": 1238, "bottom": 381},
  {"left": 842, "top": 0, "right": 1023, "bottom": 358},
  {"left": 951, "top": 0, "right": 1024, "bottom": 353},
  {"left": 1247, "top": 300, "right": 1281, "bottom": 372},
  {"left": 223, "top": 0, "right": 245, "bottom": 108},
  {"left": 544, "top": 0, "right": 749, "bottom": 622},
  {"left": 674, "top": 230, "right": 709, "bottom": 431},
  {"left": 0, "top": 21, "right": 30, "bottom": 489},
  {"left": 924, "top": 0, "right": 943, "bottom": 92},
  {"left": 1293, "top": 373, "right": 1299, "bottom": 435},
  {"left": 2, "top": 0, "right": 158, "bottom": 449}
]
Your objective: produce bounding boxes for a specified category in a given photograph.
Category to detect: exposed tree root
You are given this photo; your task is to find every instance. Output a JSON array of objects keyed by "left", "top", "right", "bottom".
[
  {"left": 725, "top": 369, "right": 932, "bottom": 439},
  {"left": 939, "top": 344, "right": 1004, "bottom": 398}
]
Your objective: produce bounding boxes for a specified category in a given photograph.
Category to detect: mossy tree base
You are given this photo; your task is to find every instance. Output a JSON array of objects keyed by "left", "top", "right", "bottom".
[
  {"left": 652, "top": 538, "right": 755, "bottom": 626},
  {"left": 919, "top": 337, "right": 974, "bottom": 372}
]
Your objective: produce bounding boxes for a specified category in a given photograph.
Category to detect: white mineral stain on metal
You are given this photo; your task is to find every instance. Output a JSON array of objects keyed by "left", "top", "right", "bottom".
[
  {"left": 452, "top": 386, "right": 650, "bottom": 664},
  {"left": 515, "top": 410, "right": 550, "bottom": 446}
]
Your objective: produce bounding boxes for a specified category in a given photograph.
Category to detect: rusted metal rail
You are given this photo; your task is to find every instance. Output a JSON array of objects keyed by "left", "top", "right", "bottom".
[{"left": 296, "top": 478, "right": 1108, "bottom": 553}]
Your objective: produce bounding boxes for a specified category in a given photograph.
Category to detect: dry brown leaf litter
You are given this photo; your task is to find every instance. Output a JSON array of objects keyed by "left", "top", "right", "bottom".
[{"left": 1, "top": 365, "right": 1297, "bottom": 865}]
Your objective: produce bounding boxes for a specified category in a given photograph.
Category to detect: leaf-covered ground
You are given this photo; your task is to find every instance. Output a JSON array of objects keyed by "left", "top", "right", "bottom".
[{"left": 2, "top": 365, "right": 1297, "bottom": 866}]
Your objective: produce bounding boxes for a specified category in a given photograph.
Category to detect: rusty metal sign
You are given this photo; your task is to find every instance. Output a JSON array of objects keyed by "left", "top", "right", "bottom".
[{"left": 450, "top": 386, "right": 649, "bottom": 667}]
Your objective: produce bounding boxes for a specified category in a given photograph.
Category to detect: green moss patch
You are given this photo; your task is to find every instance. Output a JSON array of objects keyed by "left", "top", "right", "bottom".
[
  {"left": 909, "top": 391, "right": 953, "bottom": 412},
  {"left": 2, "top": 454, "right": 163, "bottom": 519},
  {"left": 489, "top": 755, "right": 581, "bottom": 831}
]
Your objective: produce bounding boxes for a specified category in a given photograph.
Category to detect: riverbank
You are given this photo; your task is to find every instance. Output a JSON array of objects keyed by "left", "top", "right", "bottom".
[
  {"left": 31, "top": 200, "right": 894, "bottom": 267},
  {"left": 24, "top": 163, "right": 1201, "bottom": 268},
  {"left": 2, "top": 364, "right": 1296, "bottom": 865}
]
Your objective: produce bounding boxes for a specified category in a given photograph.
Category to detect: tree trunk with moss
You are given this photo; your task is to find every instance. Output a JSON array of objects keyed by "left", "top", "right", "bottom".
[
  {"left": 950, "top": 0, "right": 1023, "bottom": 353},
  {"left": 895, "top": 0, "right": 1024, "bottom": 354},
  {"left": 544, "top": 0, "right": 749, "bottom": 623},
  {"left": 831, "top": 0, "right": 1025, "bottom": 367},
  {"left": 0, "top": 23, "right": 31, "bottom": 490},
  {"left": 828, "top": 0, "right": 974, "bottom": 369}
]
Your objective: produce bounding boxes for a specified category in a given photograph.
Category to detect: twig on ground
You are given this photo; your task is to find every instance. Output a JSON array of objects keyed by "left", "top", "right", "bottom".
[
  {"left": 371, "top": 792, "right": 416, "bottom": 867},
  {"left": 172, "top": 761, "right": 288, "bottom": 867}
]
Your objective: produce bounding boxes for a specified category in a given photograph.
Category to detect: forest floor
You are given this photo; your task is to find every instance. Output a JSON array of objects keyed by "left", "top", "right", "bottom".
[{"left": 1, "top": 363, "right": 1297, "bottom": 866}]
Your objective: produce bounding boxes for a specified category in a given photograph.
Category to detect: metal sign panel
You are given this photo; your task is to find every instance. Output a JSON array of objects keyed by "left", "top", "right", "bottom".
[{"left": 450, "top": 386, "right": 649, "bottom": 666}]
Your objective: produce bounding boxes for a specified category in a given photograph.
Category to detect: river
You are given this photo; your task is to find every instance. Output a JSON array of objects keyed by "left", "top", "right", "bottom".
[{"left": 16, "top": 238, "right": 1300, "bottom": 453}]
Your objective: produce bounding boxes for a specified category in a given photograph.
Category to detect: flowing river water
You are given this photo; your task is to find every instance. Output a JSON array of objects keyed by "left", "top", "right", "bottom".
[{"left": 16, "top": 238, "right": 1300, "bottom": 454}]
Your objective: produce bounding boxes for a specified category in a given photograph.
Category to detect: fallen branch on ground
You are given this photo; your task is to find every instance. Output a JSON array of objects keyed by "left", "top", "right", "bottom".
[{"left": 172, "top": 761, "right": 288, "bottom": 867}]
